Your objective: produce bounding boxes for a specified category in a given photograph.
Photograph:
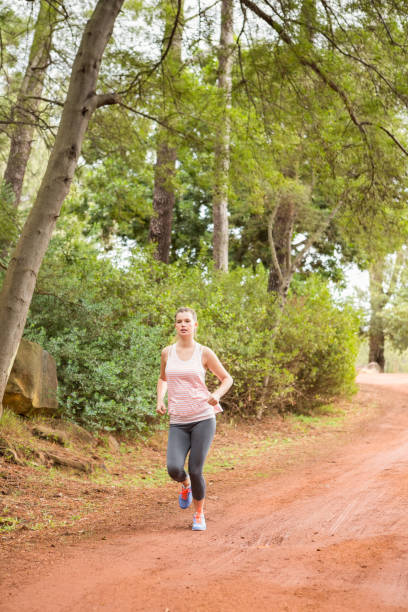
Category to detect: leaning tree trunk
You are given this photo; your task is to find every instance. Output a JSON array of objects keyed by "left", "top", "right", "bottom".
[
  {"left": 212, "top": 0, "right": 234, "bottom": 272},
  {"left": 0, "top": 0, "right": 124, "bottom": 409},
  {"left": 368, "top": 259, "right": 386, "bottom": 372},
  {"left": 149, "top": 0, "right": 184, "bottom": 263},
  {"left": 3, "top": 1, "right": 56, "bottom": 209}
]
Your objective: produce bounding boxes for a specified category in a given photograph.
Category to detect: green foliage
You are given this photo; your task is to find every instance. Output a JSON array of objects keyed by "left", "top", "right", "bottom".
[
  {"left": 26, "top": 319, "right": 165, "bottom": 432},
  {"left": 276, "top": 278, "right": 359, "bottom": 408},
  {"left": 25, "top": 225, "right": 359, "bottom": 430}
]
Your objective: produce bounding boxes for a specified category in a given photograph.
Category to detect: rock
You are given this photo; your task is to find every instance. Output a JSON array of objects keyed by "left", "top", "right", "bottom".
[
  {"left": 60, "top": 422, "right": 95, "bottom": 446},
  {"left": 367, "top": 362, "right": 382, "bottom": 372},
  {"left": 359, "top": 362, "right": 382, "bottom": 374},
  {"left": 31, "top": 424, "right": 68, "bottom": 446},
  {"left": 41, "top": 448, "right": 93, "bottom": 473},
  {"left": 4, "top": 339, "right": 58, "bottom": 416}
]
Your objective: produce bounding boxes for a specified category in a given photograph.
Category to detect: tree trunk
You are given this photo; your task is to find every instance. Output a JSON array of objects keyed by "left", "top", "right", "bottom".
[
  {"left": 149, "top": 138, "right": 177, "bottom": 263},
  {"left": 213, "top": 0, "right": 234, "bottom": 272},
  {"left": 3, "top": 1, "right": 56, "bottom": 209},
  {"left": 0, "top": 0, "right": 124, "bottom": 409},
  {"left": 149, "top": 0, "right": 184, "bottom": 263},
  {"left": 267, "top": 199, "right": 296, "bottom": 297},
  {"left": 368, "top": 259, "right": 386, "bottom": 372}
]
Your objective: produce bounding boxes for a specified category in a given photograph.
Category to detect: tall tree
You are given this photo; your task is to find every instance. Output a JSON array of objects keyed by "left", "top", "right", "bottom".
[
  {"left": 0, "top": 0, "right": 125, "bottom": 412},
  {"left": 3, "top": 1, "right": 57, "bottom": 209},
  {"left": 368, "top": 259, "right": 386, "bottom": 370},
  {"left": 149, "top": 0, "right": 184, "bottom": 264},
  {"left": 368, "top": 250, "right": 406, "bottom": 371},
  {"left": 212, "top": 0, "right": 234, "bottom": 272}
]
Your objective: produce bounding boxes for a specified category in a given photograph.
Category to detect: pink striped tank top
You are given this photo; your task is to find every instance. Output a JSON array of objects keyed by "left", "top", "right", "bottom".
[{"left": 165, "top": 342, "right": 222, "bottom": 424}]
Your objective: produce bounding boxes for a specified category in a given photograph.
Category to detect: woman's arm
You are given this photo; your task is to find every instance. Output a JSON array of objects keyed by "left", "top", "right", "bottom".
[
  {"left": 156, "top": 347, "right": 168, "bottom": 414},
  {"left": 203, "top": 347, "right": 233, "bottom": 406}
]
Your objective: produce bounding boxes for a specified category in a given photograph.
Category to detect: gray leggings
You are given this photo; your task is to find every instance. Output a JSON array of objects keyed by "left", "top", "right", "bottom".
[{"left": 167, "top": 417, "right": 216, "bottom": 501}]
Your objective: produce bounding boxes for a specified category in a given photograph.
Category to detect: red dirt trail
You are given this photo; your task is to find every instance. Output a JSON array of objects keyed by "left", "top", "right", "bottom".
[{"left": 2, "top": 373, "right": 408, "bottom": 611}]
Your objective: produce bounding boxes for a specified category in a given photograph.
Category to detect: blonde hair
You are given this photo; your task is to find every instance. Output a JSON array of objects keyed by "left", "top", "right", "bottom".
[{"left": 175, "top": 307, "right": 197, "bottom": 322}]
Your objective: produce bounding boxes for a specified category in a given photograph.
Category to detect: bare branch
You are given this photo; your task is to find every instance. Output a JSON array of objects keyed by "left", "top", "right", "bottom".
[
  {"left": 292, "top": 200, "right": 344, "bottom": 272},
  {"left": 24, "top": 95, "right": 64, "bottom": 107},
  {"left": 33, "top": 287, "right": 99, "bottom": 316},
  {"left": 117, "top": 101, "right": 205, "bottom": 148},
  {"left": 267, "top": 207, "right": 284, "bottom": 286},
  {"left": 118, "top": 101, "right": 177, "bottom": 132}
]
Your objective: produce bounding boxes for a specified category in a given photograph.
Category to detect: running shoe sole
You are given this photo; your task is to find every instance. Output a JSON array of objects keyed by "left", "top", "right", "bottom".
[{"left": 179, "top": 487, "right": 192, "bottom": 509}]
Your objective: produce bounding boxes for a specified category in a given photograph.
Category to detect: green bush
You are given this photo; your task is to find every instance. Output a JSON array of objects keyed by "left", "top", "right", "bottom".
[
  {"left": 26, "top": 318, "right": 165, "bottom": 431},
  {"left": 276, "top": 277, "right": 359, "bottom": 409},
  {"left": 25, "top": 232, "right": 359, "bottom": 431},
  {"left": 141, "top": 266, "right": 359, "bottom": 417}
]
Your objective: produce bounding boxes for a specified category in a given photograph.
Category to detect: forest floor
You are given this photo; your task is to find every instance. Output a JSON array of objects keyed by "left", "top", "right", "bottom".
[{"left": 1, "top": 373, "right": 408, "bottom": 611}]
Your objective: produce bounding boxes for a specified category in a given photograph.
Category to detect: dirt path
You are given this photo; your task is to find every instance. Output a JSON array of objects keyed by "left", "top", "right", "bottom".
[{"left": 2, "top": 374, "right": 408, "bottom": 611}]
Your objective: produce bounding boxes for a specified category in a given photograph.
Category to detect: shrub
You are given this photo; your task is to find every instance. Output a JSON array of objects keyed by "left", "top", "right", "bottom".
[
  {"left": 276, "top": 277, "right": 359, "bottom": 410},
  {"left": 25, "top": 236, "right": 359, "bottom": 430}
]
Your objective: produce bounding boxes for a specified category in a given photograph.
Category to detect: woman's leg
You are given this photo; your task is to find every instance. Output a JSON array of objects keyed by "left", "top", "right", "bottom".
[
  {"left": 188, "top": 418, "right": 216, "bottom": 514},
  {"left": 166, "top": 424, "right": 191, "bottom": 485}
]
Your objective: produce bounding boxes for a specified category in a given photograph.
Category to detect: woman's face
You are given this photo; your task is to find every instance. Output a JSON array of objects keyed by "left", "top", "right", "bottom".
[{"left": 175, "top": 312, "right": 197, "bottom": 337}]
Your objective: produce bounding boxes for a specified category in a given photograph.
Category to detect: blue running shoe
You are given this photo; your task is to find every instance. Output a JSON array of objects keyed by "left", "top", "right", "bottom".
[
  {"left": 179, "top": 484, "right": 192, "bottom": 509},
  {"left": 192, "top": 512, "right": 206, "bottom": 531}
]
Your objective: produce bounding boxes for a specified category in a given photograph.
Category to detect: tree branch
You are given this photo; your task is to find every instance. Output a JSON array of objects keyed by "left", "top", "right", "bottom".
[
  {"left": 119, "top": 101, "right": 178, "bottom": 132},
  {"left": 44, "top": 0, "right": 70, "bottom": 20},
  {"left": 291, "top": 200, "right": 344, "bottom": 272},
  {"left": 240, "top": 1, "right": 367, "bottom": 126},
  {"left": 118, "top": 101, "right": 204, "bottom": 148},
  {"left": 118, "top": 0, "right": 183, "bottom": 97},
  {"left": 24, "top": 95, "right": 64, "bottom": 107},
  {"left": 360, "top": 122, "right": 408, "bottom": 157},
  {"left": 239, "top": 0, "right": 405, "bottom": 168},
  {"left": 94, "top": 92, "right": 121, "bottom": 109},
  {"left": 298, "top": 15, "right": 408, "bottom": 106}
]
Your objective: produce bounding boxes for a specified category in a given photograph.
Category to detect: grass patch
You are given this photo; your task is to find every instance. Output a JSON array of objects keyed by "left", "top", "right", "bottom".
[
  {"left": 287, "top": 403, "right": 347, "bottom": 432},
  {"left": 0, "top": 409, "right": 29, "bottom": 437},
  {"left": 0, "top": 515, "right": 20, "bottom": 533},
  {"left": 205, "top": 435, "right": 296, "bottom": 473}
]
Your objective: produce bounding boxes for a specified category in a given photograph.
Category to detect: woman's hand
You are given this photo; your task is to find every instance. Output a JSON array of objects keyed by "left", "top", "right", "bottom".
[
  {"left": 156, "top": 374, "right": 168, "bottom": 415},
  {"left": 207, "top": 393, "right": 220, "bottom": 406},
  {"left": 156, "top": 401, "right": 167, "bottom": 415}
]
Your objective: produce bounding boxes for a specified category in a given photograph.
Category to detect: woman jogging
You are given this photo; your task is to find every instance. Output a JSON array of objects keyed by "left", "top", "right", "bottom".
[{"left": 156, "top": 307, "right": 233, "bottom": 531}]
